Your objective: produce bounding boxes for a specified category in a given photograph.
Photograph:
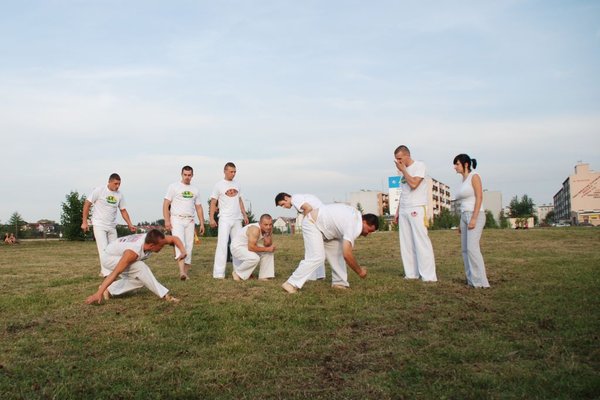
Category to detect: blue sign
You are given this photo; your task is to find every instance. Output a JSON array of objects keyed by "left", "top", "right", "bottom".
[{"left": 388, "top": 176, "right": 400, "bottom": 188}]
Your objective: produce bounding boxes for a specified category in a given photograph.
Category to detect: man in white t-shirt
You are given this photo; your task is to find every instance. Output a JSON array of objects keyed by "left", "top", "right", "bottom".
[
  {"left": 393, "top": 145, "right": 437, "bottom": 282},
  {"left": 275, "top": 192, "right": 326, "bottom": 280},
  {"left": 163, "top": 165, "right": 206, "bottom": 281},
  {"left": 81, "top": 173, "right": 137, "bottom": 276},
  {"left": 231, "top": 214, "right": 276, "bottom": 281},
  {"left": 282, "top": 203, "right": 379, "bottom": 293},
  {"left": 85, "top": 229, "right": 184, "bottom": 304},
  {"left": 209, "top": 162, "right": 249, "bottom": 279}
]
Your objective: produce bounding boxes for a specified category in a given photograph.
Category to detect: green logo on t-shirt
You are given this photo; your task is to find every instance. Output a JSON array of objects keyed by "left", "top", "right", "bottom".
[
  {"left": 182, "top": 191, "right": 193, "bottom": 199},
  {"left": 106, "top": 195, "right": 118, "bottom": 205}
]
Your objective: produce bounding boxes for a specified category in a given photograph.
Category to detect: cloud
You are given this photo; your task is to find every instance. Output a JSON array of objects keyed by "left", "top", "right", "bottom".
[{"left": 56, "top": 66, "right": 174, "bottom": 81}]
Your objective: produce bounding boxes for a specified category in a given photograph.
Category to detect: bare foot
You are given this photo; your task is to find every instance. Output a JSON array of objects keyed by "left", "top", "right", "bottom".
[
  {"left": 164, "top": 294, "right": 180, "bottom": 303},
  {"left": 281, "top": 282, "right": 298, "bottom": 294}
]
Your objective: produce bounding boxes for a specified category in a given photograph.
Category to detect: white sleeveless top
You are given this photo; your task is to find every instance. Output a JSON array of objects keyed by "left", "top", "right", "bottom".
[
  {"left": 456, "top": 172, "right": 484, "bottom": 212},
  {"left": 231, "top": 223, "right": 263, "bottom": 248}
]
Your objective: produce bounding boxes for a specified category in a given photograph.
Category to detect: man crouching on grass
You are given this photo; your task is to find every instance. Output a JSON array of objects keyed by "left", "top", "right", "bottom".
[{"left": 85, "top": 229, "right": 184, "bottom": 304}]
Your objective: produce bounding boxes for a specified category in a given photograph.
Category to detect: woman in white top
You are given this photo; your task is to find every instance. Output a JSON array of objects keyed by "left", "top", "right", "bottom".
[{"left": 453, "top": 154, "right": 490, "bottom": 288}]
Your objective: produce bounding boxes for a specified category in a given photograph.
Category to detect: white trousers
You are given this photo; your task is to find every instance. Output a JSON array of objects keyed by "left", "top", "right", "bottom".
[
  {"left": 171, "top": 216, "right": 195, "bottom": 265},
  {"left": 398, "top": 206, "right": 437, "bottom": 281},
  {"left": 93, "top": 225, "right": 117, "bottom": 275},
  {"left": 231, "top": 243, "right": 275, "bottom": 280},
  {"left": 460, "top": 212, "right": 490, "bottom": 288},
  {"left": 102, "top": 255, "right": 169, "bottom": 298},
  {"left": 303, "top": 218, "right": 326, "bottom": 280},
  {"left": 212, "top": 218, "right": 242, "bottom": 278},
  {"left": 286, "top": 218, "right": 349, "bottom": 289}
]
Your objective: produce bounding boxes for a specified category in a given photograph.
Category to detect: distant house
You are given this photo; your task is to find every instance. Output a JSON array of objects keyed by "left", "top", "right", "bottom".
[
  {"left": 27, "top": 220, "right": 57, "bottom": 233},
  {"left": 273, "top": 217, "right": 289, "bottom": 233}
]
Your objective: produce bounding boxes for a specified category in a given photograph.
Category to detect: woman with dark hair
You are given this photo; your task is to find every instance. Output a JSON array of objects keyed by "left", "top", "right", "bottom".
[{"left": 453, "top": 154, "right": 490, "bottom": 288}]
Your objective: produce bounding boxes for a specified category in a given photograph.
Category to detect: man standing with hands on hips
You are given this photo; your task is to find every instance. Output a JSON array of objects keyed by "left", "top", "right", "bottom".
[
  {"left": 163, "top": 165, "right": 205, "bottom": 281},
  {"left": 393, "top": 145, "right": 437, "bottom": 282}
]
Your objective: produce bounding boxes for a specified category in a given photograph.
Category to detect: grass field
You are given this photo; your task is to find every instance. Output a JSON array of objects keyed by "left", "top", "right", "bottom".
[{"left": 0, "top": 228, "right": 599, "bottom": 399}]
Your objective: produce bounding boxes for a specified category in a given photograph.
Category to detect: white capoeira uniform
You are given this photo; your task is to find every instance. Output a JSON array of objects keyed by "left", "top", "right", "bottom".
[
  {"left": 165, "top": 181, "right": 202, "bottom": 265},
  {"left": 397, "top": 160, "right": 437, "bottom": 281},
  {"left": 231, "top": 223, "right": 275, "bottom": 280},
  {"left": 291, "top": 194, "right": 326, "bottom": 280},
  {"left": 286, "top": 203, "right": 362, "bottom": 289},
  {"left": 456, "top": 171, "right": 490, "bottom": 288},
  {"left": 211, "top": 179, "right": 244, "bottom": 278},
  {"left": 102, "top": 233, "right": 169, "bottom": 299},
  {"left": 87, "top": 185, "right": 127, "bottom": 276}
]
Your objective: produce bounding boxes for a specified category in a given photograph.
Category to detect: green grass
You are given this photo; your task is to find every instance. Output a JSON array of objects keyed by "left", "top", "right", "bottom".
[{"left": 1, "top": 228, "right": 599, "bottom": 399}]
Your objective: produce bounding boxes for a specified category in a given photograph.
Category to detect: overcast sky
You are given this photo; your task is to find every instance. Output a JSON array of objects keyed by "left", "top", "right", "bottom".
[{"left": 1, "top": 0, "right": 599, "bottom": 224}]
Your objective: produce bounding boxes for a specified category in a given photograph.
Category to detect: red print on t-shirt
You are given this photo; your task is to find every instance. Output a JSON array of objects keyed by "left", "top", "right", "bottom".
[{"left": 225, "top": 188, "right": 238, "bottom": 197}]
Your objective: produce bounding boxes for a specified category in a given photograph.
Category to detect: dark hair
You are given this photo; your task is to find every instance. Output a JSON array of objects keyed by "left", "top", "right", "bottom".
[
  {"left": 260, "top": 214, "right": 272, "bottom": 222},
  {"left": 362, "top": 213, "right": 379, "bottom": 230},
  {"left": 274, "top": 192, "right": 291, "bottom": 205},
  {"left": 145, "top": 229, "right": 165, "bottom": 244},
  {"left": 453, "top": 154, "right": 477, "bottom": 171},
  {"left": 181, "top": 165, "right": 193, "bottom": 174},
  {"left": 108, "top": 173, "right": 121, "bottom": 181},
  {"left": 394, "top": 145, "right": 410, "bottom": 156},
  {"left": 224, "top": 162, "right": 236, "bottom": 170}
]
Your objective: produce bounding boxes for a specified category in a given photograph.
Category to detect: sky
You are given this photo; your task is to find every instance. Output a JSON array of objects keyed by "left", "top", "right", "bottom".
[{"left": 1, "top": 0, "right": 599, "bottom": 224}]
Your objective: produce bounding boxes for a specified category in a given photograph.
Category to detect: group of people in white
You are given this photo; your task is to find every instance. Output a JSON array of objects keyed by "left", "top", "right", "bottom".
[{"left": 84, "top": 145, "right": 490, "bottom": 305}]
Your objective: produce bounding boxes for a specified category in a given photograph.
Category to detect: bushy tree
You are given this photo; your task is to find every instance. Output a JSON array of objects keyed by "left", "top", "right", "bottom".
[
  {"left": 543, "top": 210, "right": 556, "bottom": 225},
  {"left": 246, "top": 209, "right": 257, "bottom": 224},
  {"left": 484, "top": 210, "right": 499, "bottom": 228},
  {"left": 432, "top": 208, "right": 459, "bottom": 230},
  {"left": 356, "top": 203, "right": 364, "bottom": 214},
  {"left": 509, "top": 195, "right": 535, "bottom": 218},
  {"left": 378, "top": 215, "right": 389, "bottom": 231},
  {"left": 8, "top": 212, "right": 27, "bottom": 238},
  {"left": 61, "top": 191, "right": 86, "bottom": 241},
  {"left": 499, "top": 210, "right": 510, "bottom": 229}
]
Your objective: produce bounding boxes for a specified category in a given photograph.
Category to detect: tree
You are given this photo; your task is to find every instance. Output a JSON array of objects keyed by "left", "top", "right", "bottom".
[
  {"left": 543, "top": 210, "right": 556, "bottom": 225},
  {"left": 508, "top": 195, "right": 535, "bottom": 218},
  {"left": 356, "top": 202, "right": 364, "bottom": 214},
  {"left": 431, "top": 208, "right": 459, "bottom": 230},
  {"left": 499, "top": 210, "right": 509, "bottom": 229},
  {"left": 61, "top": 191, "right": 87, "bottom": 241},
  {"left": 246, "top": 209, "right": 257, "bottom": 224},
  {"left": 8, "top": 212, "right": 27, "bottom": 238},
  {"left": 484, "top": 210, "right": 498, "bottom": 228},
  {"left": 378, "top": 215, "right": 389, "bottom": 231}
]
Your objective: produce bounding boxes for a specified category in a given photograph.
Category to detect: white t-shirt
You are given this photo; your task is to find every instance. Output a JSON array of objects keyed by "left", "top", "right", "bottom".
[
  {"left": 231, "top": 223, "right": 263, "bottom": 249},
  {"left": 88, "top": 185, "right": 127, "bottom": 229},
  {"left": 399, "top": 160, "right": 428, "bottom": 208},
  {"left": 315, "top": 203, "right": 362, "bottom": 247},
  {"left": 165, "top": 181, "right": 202, "bottom": 218},
  {"left": 210, "top": 179, "right": 243, "bottom": 220},
  {"left": 456, "top": 172, "right": 484, "bottom": 212},
  {"left": 292, "top": 194, "right": 323, "bottom": 213},
  {"left": 104, "top": 233, "right": 150, "bottom": 261}
]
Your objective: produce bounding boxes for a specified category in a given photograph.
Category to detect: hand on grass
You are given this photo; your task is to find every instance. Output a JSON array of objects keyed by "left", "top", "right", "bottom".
[{"left": 85, "top": 292, "right": 102, "bottom": 305}]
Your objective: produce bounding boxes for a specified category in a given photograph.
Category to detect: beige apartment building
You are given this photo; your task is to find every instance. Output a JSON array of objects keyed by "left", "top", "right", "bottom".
[
  {"left": 553, "top": 163, "right": 600, "bottom": 226},
  {"left": 388, "top": 176, "right": 451, "bottom": 222},
  {"left": 427, "top": 177, "right": 452, "bottom": 221}
]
